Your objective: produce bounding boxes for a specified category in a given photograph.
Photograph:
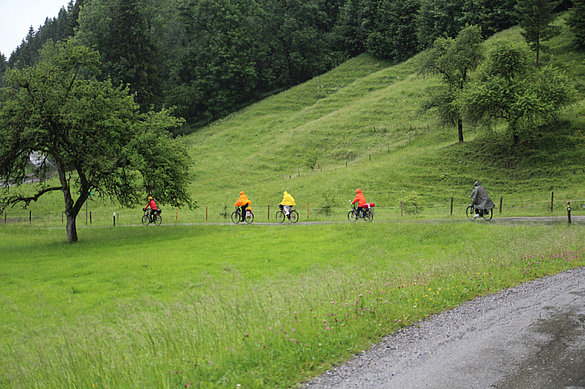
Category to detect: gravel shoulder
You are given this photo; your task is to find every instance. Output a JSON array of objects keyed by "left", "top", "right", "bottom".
[{"left": 303, "top": 267, "right": 585, "bottom": 389}]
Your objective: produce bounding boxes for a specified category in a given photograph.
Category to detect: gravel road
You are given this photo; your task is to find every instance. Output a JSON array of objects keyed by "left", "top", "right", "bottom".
[{"left": 303, "top": 266, "right": 585, "bottom": 389}]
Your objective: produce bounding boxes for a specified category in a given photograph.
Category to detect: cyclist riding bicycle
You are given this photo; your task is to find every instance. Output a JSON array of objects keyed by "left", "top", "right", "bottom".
[
  {"left": 279, "top": 191, "right": 296, "bottom": 219},
  {"left": 352, "top": 188, "right": 367, "bottom": 217},
  {"left": 143, "top": 196, "right": 160, "bottom": 220},
  {"left": 234, "top": 191, "right": 251, "bottom": 222},
  {"left": 469, "top": 181, "right": 495, "bottom": 218}
]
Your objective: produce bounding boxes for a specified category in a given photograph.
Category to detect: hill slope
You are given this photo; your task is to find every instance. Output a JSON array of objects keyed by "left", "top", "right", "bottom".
[{"left": 186, "top": 23, "right": 585, "bottom": 219}]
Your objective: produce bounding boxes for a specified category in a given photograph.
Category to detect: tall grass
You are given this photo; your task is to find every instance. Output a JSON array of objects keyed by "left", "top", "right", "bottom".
[{"left": 1, "top": 223, "right": 584, "bottom": 388}]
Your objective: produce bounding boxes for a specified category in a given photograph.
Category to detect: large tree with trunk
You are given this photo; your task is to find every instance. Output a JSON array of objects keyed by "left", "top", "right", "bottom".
[
  {"left": 417, "top": 25, "right": 484, "bottom": 143},
  {"left": 0, "top": 41, "right": 194, "bottom": 243}
]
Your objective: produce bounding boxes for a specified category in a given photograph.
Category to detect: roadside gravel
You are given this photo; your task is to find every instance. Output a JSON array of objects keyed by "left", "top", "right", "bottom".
[{"left": 303, "top": 266, "right": 585, "bottom": 389}]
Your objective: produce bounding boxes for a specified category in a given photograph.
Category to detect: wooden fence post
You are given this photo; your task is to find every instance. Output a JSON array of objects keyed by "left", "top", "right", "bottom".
[
  {"left": 450, "top": 197, "right": 453, "bottom": 216},
  {"left": 551, "top": 191, "right": 554, "bottom": 212},
  {"left": 29, "top": 210, "right": 32, "bottom": 225},
  {"left": 400, "top": 201, "right": 403, "bottom": 217},
  {"left": 567, "top": 201, "right": 572, "bottom": 224},
  {"left": 267, "top": 204, "right": 270, "bottom": 221},
  {"left": 205, "top": 206, "right": 208, "bottom": 222},
  {"left": 500, "top": 197, "right": 503, "bottom": 214},
  {"left": 307, "top": 202, "right": 309, "bottom": 219},
  {"left": 90, "top": 211, "right": 92, "bottom": 225}
]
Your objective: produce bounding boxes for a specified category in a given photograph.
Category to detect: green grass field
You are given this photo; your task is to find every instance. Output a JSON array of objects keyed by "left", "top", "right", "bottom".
[
  {"left": 2, "top": 15, "right": 585, "bottom": 389},
  {"left": 1, "top": 223, "right": 585, "bottom": 388}
]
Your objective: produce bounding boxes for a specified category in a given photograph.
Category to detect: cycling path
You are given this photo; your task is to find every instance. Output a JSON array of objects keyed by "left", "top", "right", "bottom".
[
  {"left": 302, "top": 266, "right": 585, "bottom": 389},
  {"left": 122, "top": 215, "right": 585, "bottom": 227}
]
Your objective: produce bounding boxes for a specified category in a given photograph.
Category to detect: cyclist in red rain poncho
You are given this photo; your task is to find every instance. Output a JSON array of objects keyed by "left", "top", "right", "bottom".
[{"left": 352, "top": 188, "right": 367, "bottom": 217}]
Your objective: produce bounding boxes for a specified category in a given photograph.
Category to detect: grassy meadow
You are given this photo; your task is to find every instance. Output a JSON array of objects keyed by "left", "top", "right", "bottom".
[
  {"left": 2, "top": 16, "right": 585, "bottom": 388},
  {"left": 1, "top": 222, "right": 585, "bottom": 388}
]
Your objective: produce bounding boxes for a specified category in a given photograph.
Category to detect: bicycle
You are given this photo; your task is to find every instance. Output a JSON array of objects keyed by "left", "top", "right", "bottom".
[
  {"left": 231, "top": 206, "right": 254, "bottom": 224},
  {"left": 348, "top": 201, "right": 374, "bottom": 222},
  {"left": 466, "top": 203, "right": 493, "bottom": 221},
  {"left": 276, "top": 205, "right": 299, "bottom": 223},
  {"left": 142, "top": 208, "right": 162, "bottom": 226}
]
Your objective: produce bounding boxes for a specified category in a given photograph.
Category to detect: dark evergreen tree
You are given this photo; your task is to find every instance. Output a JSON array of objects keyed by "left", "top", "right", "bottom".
[
  {"left": 334, "top": 0, "right": 368, "bottom": 56},
  {"left": 76, "top": 0, "right": 163, "bottom": 110},
  {"left": 461, "top": 0, "right": 517, "bottom": 36},
  {"left": 416, "top": 0, "right": 466, "bottom": 49},
  {"left": 515, "top": 0, "right": 561, "bottom": 67},
  {"left": 567, "top": 0, "right": 585, "bottom": 49},
  {"left": 365, "top": 0, "right": 420, "bottom": 61}
]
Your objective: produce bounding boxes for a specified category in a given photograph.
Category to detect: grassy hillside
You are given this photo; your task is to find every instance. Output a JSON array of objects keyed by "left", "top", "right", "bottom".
[{"left": 184, "top": 20, "right": 585, "bottom": 221}]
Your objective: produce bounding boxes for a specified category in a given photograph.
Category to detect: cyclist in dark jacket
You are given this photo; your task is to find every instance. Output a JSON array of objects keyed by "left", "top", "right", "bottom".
[{"left": 469, "top": 181, "right": 495, "bottom": 217}]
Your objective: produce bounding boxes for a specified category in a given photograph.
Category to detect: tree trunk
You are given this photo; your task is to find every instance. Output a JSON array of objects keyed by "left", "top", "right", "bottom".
[
  {"left": 56, "top": 161, "right": 79, "bottom": 243},
  {"left": 66, "top": 213, "right": 78, "bottom": 243},
  {"left": 457, "top": 118, "right": 464, "bottom": 143}
]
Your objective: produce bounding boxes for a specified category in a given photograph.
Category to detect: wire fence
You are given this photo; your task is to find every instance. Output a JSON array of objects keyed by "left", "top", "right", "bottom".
[{"left": 2, "top": 194, "right": 584, "bottom": 227}]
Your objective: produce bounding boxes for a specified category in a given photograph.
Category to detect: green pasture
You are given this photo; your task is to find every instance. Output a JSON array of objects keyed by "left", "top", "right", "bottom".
[{"left": 1, "top": 222, "right": 585, "bottom": 388}]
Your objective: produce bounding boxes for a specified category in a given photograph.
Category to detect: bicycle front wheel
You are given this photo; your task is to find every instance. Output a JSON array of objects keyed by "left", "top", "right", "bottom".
[
  {"left": 245, "top": 212, "right": 254, "bottom": 224},
  {"left": 142, "top": 215, "right": 150, "bottom": 226},
  {"left": 290, "top": 210, "right": 299, "bottom": 223},
  {"left": 348, "top": 210, "right": 358, "bottom": 222},
  {"left": 231, "top": 211, "right": 240, "bottom": 224},
  {"left": 276, "top": 211, "right": 285, "bottom": 223},
  {"left": 482, "top": 209, "right": 493, "bottom": 221},
  {"left": 154, "top": 214, "right": 162, "bottom": 226},
  {"left": 466, "top": 205, "right": 475, "bottom": 221}
]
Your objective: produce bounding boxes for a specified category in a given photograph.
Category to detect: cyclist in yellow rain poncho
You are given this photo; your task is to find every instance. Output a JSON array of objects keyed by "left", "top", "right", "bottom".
[
  {"left": 279, "top": 191, "right": 296, "bottom": 219},
  {"left": 234, "top": 191, "right": 251, "bottom": 222}
]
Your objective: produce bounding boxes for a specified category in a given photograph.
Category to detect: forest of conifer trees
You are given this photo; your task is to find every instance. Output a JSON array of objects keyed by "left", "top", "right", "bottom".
[{"left": 0, "top": 0, "right": 580, "bottom": 132}]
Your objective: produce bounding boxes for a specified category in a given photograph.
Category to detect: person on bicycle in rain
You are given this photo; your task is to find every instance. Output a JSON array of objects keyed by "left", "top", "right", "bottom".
[
  {"left": 469, "top": 181, "right": 495, "bottom": 218},
  {"left": 352, "top": 188, "right": 367, "bottom": 217},
  {"left": 143, "top": 196, "right": 159, "bottom": 220},
  {"left": 279, "top": 191, "right": 296, "bottom": 219},
  {"left": 234, "top": 191, "right": 251, "bottom": 222}
]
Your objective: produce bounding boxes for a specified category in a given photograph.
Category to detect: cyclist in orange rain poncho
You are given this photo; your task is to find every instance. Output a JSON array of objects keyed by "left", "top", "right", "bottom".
[
  {"left": 351, "top": 188, "right": 367, "bottom": 217},
  {"left": 234, "top": 191, "right": 251, "bottom": 222}
]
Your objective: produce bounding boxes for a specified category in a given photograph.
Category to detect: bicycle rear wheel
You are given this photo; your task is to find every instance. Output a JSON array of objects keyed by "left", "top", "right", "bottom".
[
  {"left": 154, "top": 214, "right": 162, "bottom": 226},
  {"left": 348, "top": 210, "right": 358, "bottom": 222},
  {"left": 245, "top": 212, "right": 254, "bottom": 224},
  {"left": 466, "top": 205, "right": 475, "bottom": 221},
  {"left": 231, "top": 211, "right": 240, "bottom": 224},
  {"left": 482, "top": 209, "right": 493, "bottom": 221},
  {"left": 276, "top": 211, "right": 286, "bottom": 223},
  {"left": 142, "top": 215, "right": 150, "bottom": 226},
  {"left": 290, "top": 210, "right": 299, "bottom": 223},
  {"left": 364, "top": 209, "right": 373, "bottom": 222}
]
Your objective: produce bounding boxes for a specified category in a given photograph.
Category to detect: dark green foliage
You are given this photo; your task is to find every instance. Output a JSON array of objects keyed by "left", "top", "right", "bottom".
[
  {"left": 334, "top": 0, "right": 368, "bottom": 56},
  {"left": 567, "top": 0, "right": 585, "bottom": 49},
  {"left": 515, "top": 0, "right": 561, "bottom": 67},
  {"left": 416, "top": 0, "right": 467, "bottom": 49},
  {"left": 365, "top": 0, "right": 420, "bottom": 61},
  {"left": 75, "top": 0, "right": 163, "bottom": 111},
  {"left": 461, "top": 0, "right": 518, "bottom": 36}
]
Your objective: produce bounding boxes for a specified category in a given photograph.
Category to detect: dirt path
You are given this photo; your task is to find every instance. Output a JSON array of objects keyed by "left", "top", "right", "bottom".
[{"left": 302, "top": 267, "right": 585, "bottom": 389}]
